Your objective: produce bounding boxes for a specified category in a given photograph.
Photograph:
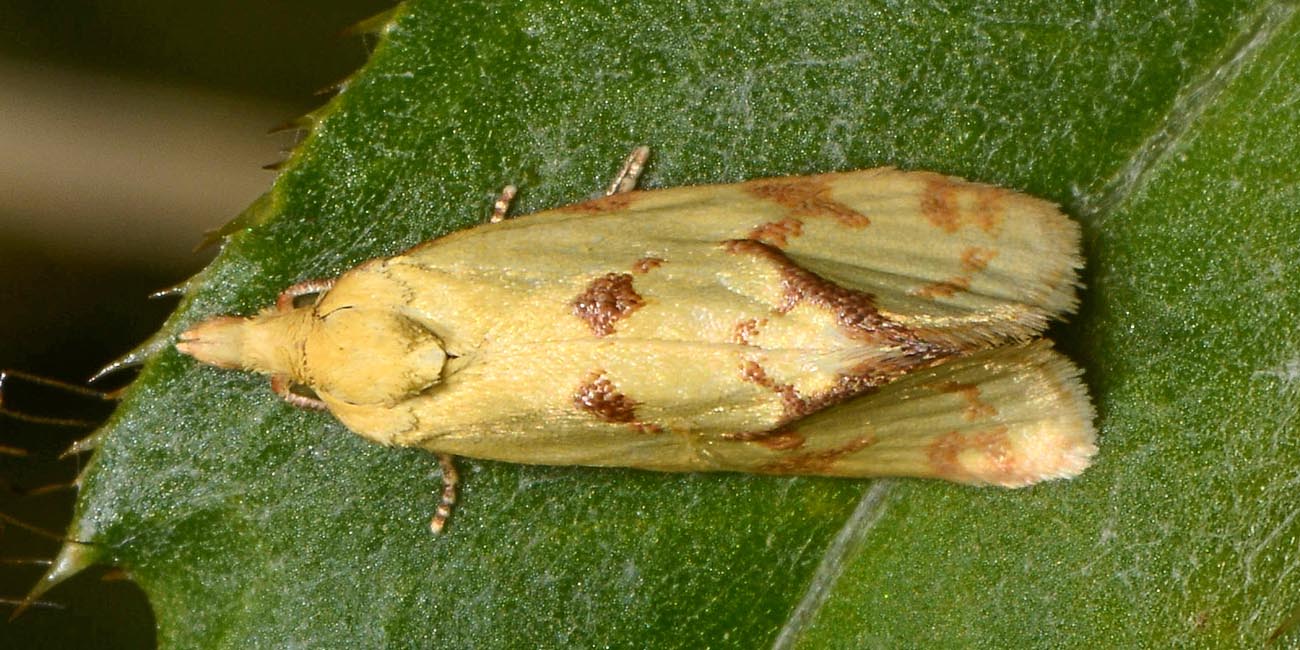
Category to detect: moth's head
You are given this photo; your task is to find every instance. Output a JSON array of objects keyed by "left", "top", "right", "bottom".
[
  {"left": 178, "top": 303, "right": 447, "bottom": 407},
  {"left": 301, "top": 306, "right": 447, "bottom": 407},
  {"left": 176, "top": 308, "right": 312, "bottom": 377}
]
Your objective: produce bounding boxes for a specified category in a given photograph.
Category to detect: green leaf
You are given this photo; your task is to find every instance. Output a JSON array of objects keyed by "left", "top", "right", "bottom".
[{"left": 47, "top": 0, "right": 1300, "bottom": 646}]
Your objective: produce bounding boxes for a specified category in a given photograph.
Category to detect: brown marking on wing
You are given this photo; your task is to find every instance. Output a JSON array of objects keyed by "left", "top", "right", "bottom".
[
  {"left": 723, "top": 239, "right": 953, "bottom": 352},
  {"left": 911, "top": 278, "right": 969, "bottom": 299},
  {"left": 797, "top": 365, "right": 890, "bottom": 416},
  {"left": 740, "top": 360, "right": 803, "bottom": 415},
  {"left": 759, "top": 435, "right": 877, "bottom": 474},
  {"left": 745, "top": 176, "right": 870, "bottom": 228},
  {"left": 571, "top": 272, "right": 645, "bottom": 337},
  {"left": 970, "top": 426, "right": 1023, "bottom": 483},
  {"left": 721, "top": 428, "right": 806, "bottom": 450},
  {"left": 740, "top": 358, "right": 909, "bottom": 422},
  {"left": 758, "top": 430, "right": 807, "bottom": 451},
  {"left": 557, "top": 191, "right": 639, "bottom": 214},
  {"left": 910, "top": 246, "right": 999, "bottom": 299},
  {"left": 927, "top": 430, "right": 964, "bottom": 478},
  {"left": 973, "top": 186, "right": 1007, "bottom": 233},
  {"left": 732, "top": 318, "right": 766, "bottom": 345},
  {"left": 631, "top": 257, "right": 665, "bottom": 274},
  {"left": 935, "top": 380, "right": 998, "bottom": 420},
  {"left": 926, "top": 426, "right": 1016, "bottom": 483},
  {"left": 921, "top": 175, "right": 961, "bottom": 232},
  {"left": 748, "top": 218, "right": 804, "bottom": 248},
  {"left": 726, "top": 239, "right": 961, "bottom": 420},
  {"left": 961, "top": 246, "right": 998, "bottom": 271},
  {"left": 790, "top": 349, "right": 967, "bottom": 420},
  {"left": 573, "top": 370, "right": 639, "bottom": 423},
  {"left": 921, "top": 174, "right": 1007, "bottom": 234}
]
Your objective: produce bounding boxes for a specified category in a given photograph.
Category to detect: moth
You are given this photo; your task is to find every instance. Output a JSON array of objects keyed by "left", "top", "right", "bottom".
[{"left": 178, "top": 147, "right": 1096, "bottom": 534}]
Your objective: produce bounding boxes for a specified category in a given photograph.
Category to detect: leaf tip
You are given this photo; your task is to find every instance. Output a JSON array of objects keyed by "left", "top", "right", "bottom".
[{"left": 11, "top": 541, "right": 101, "bottom": 621}]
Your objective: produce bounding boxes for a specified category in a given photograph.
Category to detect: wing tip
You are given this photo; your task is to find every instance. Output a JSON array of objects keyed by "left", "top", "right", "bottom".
[
  {"left": 851, "top": 169, "right": 1086, "bottom": 346},
  {"left": 961, "top": 343, "right": 1098, "bottom": 488},
  {"left": 989, "top": 418, "right": 1097, "bottom": 487}
]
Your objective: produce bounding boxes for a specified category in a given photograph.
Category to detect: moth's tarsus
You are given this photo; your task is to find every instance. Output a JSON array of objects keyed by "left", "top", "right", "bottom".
[
  {"left": 270, "top": 375, "right": 328, "bottom": 411},
  {"left": 607, "top": 145, "right": 651, "bottom": 196},
  {"left": 490, "top": 184, "right": 518, "bottom": 223},
  {"left": 276, "top": 278, "right": 337, "bottom": 312},
  {"left": 429, "top": 454, "right": 459, "bottom": 536}
]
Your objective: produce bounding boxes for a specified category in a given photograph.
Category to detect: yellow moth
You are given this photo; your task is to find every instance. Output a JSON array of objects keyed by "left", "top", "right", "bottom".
[{"left": 178, "top": 147, "right": 1096, "bottom": 534}]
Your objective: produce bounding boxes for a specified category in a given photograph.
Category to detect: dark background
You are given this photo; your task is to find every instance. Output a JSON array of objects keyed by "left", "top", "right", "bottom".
[{"left": 0, "top": 1, "right": 392, "bottom": 647}]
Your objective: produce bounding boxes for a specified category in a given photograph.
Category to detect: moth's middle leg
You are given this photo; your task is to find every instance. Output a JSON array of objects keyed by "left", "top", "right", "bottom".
[
  {"left": 490, "top": 145, "right": 651, "bottom": 224},
  {"left": 606, "top": 145, "right": 650, "bottom": 195},
  {"left": 429, "top": 454, "right": 459, "bottom": 535},
  {"left": 489, "top": 185, "right": 518, "bottom": 223}
]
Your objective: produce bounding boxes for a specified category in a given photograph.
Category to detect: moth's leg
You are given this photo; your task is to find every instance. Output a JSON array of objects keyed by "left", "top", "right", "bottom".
[
  {"left": 605, "top": 145, "right": 651, "bottom": 195},
  {"left": 490, "top": 145, "right": 647, "bottom": 224},
  {"left": 269, "top": 374, "right": 328, "bottom": 410},
  {"left": 429, "top": 454, "right": 459, "bottom": 535},
  {"left": 489, "top": 184, "right": 518, "bottom": 223},
  {"left": 274, "top": 278, "right": 336, "bottom": 312},
  {"left": 0, "top": 369, "right": 121, "bottom": 429}
]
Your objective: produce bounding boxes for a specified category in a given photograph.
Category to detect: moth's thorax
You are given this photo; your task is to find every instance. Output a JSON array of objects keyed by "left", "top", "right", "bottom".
[{"left": 301, "top": 302, "right": 447, "bottom": 407}]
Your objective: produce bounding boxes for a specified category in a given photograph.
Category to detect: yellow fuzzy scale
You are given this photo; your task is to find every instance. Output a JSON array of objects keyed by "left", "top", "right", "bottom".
[{"left": 177, "top": 162, "right": 1096, "bottom": 528}]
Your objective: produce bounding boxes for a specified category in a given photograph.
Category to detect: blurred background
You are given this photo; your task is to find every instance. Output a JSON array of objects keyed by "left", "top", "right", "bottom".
[{"left": 0, "top": 1, "right": 393, "bottom": 646}]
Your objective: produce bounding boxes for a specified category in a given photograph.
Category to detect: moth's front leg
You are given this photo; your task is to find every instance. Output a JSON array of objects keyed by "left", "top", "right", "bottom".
[
  {"left": 269, "top": 374, "right": 327, "bottom": 411},
  {"left": 274, "top": 277, "right": 337, "bottom": 312}
]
